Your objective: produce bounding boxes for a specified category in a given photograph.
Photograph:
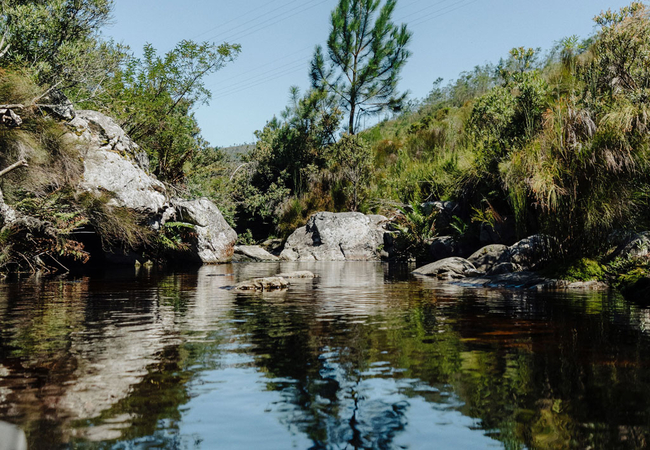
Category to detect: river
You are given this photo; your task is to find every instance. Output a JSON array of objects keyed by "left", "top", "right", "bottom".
[{"left": 0, "top": 262, "right": 649, "bottom": 449}]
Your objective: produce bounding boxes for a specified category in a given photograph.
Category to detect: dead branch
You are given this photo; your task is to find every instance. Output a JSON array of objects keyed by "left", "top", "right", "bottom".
[{"left": 0, "top": 159, "right": 28, "bottom": 178}]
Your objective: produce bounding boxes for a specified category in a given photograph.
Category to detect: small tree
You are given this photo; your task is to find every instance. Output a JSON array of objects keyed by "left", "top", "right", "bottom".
[
  {"left": 0, "top": 0, "right": 116, "bottom": 91},
  {"left": 329, "top": 133, "right": 373, "bottom": 211},
  {"left": 103, "top": 40, "right": 241, "bottom": 182},
  {"left": 310, "top": 0, "right": 411, "bottom": 134}
]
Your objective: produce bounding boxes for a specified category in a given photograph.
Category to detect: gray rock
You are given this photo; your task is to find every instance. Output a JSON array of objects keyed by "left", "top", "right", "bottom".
[
  {"left": 611, "top": 231, "right": 650, "bottom": 260},
  {"left": 0, "top": 108, "right": 22, "bottom": 127},
  {"left": 413, "top": 257, "right": 480, "bottom": 278},
  {"left": 487, "top": 262, "right": 522, "bottom": 275},
  {"left": 72, "top": 111, "right": 167, "bottom": 213},
  {"left": 280, "top": 212, "right": 388, "bottom": 261},
  {"left": 276, "top": 271, "right": 316, "bottom": 279},
  {"left": 468, "top": 244, "right": 510, "bottom": 273},
  {"left": 40, "top": 89, "right": 75, "bottom": 121},
  {"left": 74, "top": 110, "right": 150, "bottom": 168},
  {"left": 0, "top": 421, "right": 27, "bottom": 450},
  {"left": 421, "top": 201, "right": 460, "bottom": 229},
  {"left": 174, "top": 198, "right": 237, "bottom": 264},
  {"left": 234, "top": 245, "right": 279, "bottom": 262},
  {"left": 429, "top": 236, "right": 461, "bottom": 261},
  {"left": 233, "top": 277, "right": 289, "bottom": 291},
  {"left": 504, "top": 235, "right": 555, "bottom": 270},
  {"left": 479, "top": 216, "right": 517, "bottom": 245}
]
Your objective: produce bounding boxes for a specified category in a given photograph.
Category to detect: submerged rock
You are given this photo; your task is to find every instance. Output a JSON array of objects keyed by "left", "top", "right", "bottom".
[
  {"left": 233, "top": 245, "right": 279, "bottom": 262},
  {"left": 413, "top": 257, "right": 480, "bottom": 278},
  {"left": 280, "top": 212, "right": 389, "bottom": 261},
  {"left": 454, "top": 272, "right": 609, "bottom": 292},
  {"left": 276, "top": 271, "right": 316, "bottom": 279},
  {"left": 233, "top": 277, "right": 290, "bottom": 291}
]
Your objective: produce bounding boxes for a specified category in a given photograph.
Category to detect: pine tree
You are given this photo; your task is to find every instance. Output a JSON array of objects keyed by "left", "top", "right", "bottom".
[{"left": 310, "top": 0, "right": 411, "bottom": 134}]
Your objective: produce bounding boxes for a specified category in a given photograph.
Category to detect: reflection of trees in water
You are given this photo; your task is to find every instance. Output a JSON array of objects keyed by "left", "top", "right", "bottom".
[
  {"left": 226, "top": 287, "right": 448, "bottom": 449},
  {"left": 2, "top": 265, "right": 650, "bottom": 449},
  {"left": 228, "top": 283, "right": 650, "bottom": 450},
  {"left": 0, "top": 271, "right": 227, "bottom": 448}
]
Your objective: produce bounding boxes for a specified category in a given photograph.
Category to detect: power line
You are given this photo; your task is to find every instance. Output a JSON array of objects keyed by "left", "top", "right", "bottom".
[
  {"left": 409, "top": 0, "right": 479, "bottom": 27},
  {"left": 208, "top": 45, "right": 314, "bottom": 89},
  {"left": 191, "top": 0, "right": 286, "bottom": 40},
  {"left": 212, "top": 63, "right": 309, "bottom": 100},
  {"left": 211, "top": 58, "right": 308, "bottom": 96},
  {"left": 204, "top": 0, "right": 330, "bottom": 44},
  {"left": 396, "top": 0, "right": 453, "bottom": 22},
  {"left": 210, "top": 0, "right": 480, "bottom": 101}
]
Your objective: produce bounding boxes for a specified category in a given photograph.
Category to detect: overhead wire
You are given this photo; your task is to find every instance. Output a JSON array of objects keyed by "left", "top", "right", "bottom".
[
  {"left": 208, "top": 44, "right": 314, "bottom": 88},
  {"left": 211, "top": 57, "right": 309, "bottom": 96},
  {"left": 212, "top": 63, "right": 310, "bottom": 100},
  {"left": 191, "top": 0, "right": 286, "bottom": 40},
  {"left": 395, "top": 0, "right": 453, "bottom": 22},
  {"left": 210, "top": 0, "right": 481, "bottom": 99},
  {"left": 204, "top": 0, "right": 330, "bottom": 44},
  {"left": 409, "top": 0, "right": 479, "bottom": 27}
]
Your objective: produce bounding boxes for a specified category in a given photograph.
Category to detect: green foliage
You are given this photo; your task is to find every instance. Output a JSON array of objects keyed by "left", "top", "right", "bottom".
[
  {"left": 156, "top": 222, "right": 196, "bottom": 253},
  {"left": 76, "top": 191, "right": 153, "bottom": 252},
  {"left": 392, "top": 201, "right": 437, "bottom": 261},
  {"left": 236, "top": 229, "right": 255, "bottom": 245},
  {"left": 0, "top": 0, "right": 123, "bottom": 99},
  {"left": 99, "top": 40, "right": 241, "bottom": 183},
  {"left": 311, "top": 0, "right": 412, "bottom": 134},
  {"left": 185, "top": 146, "right": 237, "bottom": 227},
  {"left": 545, "top": 258, "right": 607, "bottom": 282},
  {"left": 233, "top": 88, "right": 341, "bottom": 237},
  {"left": 327, "top": 133, "right": 373, "bottom": 211}
]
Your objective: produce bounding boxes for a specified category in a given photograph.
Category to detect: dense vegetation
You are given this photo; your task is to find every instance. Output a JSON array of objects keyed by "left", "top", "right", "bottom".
[
  {"left": 211, "top": 2, "right": 650, "bottom": 288},
  {"left": 0, "top": 0, "right": 649, "bottom": 289}
]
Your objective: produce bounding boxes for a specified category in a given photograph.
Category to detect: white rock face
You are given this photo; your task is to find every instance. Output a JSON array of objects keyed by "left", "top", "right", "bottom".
[
  {"left": 66, "top": 110, "right": 237, "bottom": 264},
  {"left": 280, "top": 212, "right": 388, "bottom": 261},
  {"left": 175, "top": 198, "right": 237, "bottom": 263},
  {"left": 71, "top": 110, "right": 167, "bottom": 214}
]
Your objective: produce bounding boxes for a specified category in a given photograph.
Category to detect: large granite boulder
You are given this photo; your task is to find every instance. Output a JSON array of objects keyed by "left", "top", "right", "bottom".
[
  {"left": 70, "top": 110, "right": 167, "bottom": 213},
  {"left": 280, "top": 212, "right": 389, "bottom": 261},
  {"left": 67, "top": 110, "right": 237, "bottom": 265},
  {"left": 174, "top": 198, "right": 237, "bottom": 264}
]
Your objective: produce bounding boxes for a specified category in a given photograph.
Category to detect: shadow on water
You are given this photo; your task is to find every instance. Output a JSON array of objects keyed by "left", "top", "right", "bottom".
[{"left": 0, "top": 262, "right": 649, "bottom": 449}]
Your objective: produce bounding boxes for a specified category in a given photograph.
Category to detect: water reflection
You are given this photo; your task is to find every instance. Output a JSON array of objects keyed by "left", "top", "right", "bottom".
[{"left": 0, "top": 263, "right": 648, "bottom": 449}]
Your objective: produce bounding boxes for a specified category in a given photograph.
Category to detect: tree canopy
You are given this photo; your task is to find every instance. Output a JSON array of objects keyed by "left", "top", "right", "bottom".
[{"left": 310, "top": 0, "right": 411, "bottom": 134}]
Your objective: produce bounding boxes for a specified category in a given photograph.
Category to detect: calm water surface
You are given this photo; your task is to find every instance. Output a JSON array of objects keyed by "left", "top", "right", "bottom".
[{"left": 0, "top": 262, "right": 649, "bottom": 449}]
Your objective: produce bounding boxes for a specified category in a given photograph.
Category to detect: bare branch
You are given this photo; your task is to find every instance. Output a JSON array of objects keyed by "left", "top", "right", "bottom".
[{"left": 0, "top": 159, "right": 28, "bottom": 178}]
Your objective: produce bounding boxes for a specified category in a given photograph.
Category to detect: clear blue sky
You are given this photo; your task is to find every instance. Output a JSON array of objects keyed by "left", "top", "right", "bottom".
[{"left": 106, "top": 0, "right": 633, "bottom": 148}]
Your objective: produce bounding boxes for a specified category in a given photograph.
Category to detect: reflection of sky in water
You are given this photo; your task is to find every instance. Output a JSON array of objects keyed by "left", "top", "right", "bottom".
[
  {"left": 175, "top": 351, "right": 503, "bottom": 450},
  {"left": 0, "top": 262, "right": 648, "bottom": 449}
]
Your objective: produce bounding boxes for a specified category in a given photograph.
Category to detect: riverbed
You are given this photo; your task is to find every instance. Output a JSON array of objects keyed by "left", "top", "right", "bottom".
[{"left": 0, "top": 262, "right": 648, "bottom": 449}]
